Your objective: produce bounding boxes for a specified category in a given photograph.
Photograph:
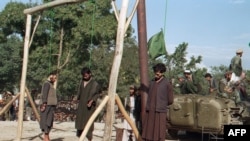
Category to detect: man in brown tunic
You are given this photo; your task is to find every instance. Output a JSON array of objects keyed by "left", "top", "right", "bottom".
[
  {"left": 75, "top": 67, "right": 101, "bottom": 141},
  {"left": 40, "top": 72, "right": 57, "bottom": 141},
  {"left": 142, "top": 63, "right": 173, "bottom": 141}
]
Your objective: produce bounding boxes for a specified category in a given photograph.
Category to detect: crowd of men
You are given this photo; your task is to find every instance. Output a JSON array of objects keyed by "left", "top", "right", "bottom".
[
  {"left": 0, "top": 48, "right": 248, "bottom": 141},
  {"left": 175, "top": 48, "right": 248, "bottom": 105}
]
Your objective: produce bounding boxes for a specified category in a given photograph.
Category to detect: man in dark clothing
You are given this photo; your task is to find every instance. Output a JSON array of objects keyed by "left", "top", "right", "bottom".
[
  {"left": 134, "top": 86, "right": 142, "bottom": 134},
  {"left": 75, "top": 67, "right": 101, "bottom": 141},
  {"left": 142, "top": 63, "right": 174, "bottom": 141},
  {"left": 40, "top": 72, "right": 57, "bottom": 141}
]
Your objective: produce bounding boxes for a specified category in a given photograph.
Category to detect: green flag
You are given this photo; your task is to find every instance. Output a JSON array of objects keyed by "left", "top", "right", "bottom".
[{"left": 147, "top": 30, "right": 167, "bottom": 60}]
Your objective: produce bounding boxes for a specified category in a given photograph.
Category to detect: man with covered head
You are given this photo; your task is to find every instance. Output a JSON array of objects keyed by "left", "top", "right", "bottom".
[
  {"left": 229, "top": 48, "right": 245, "bottom": 79},
  {"left": 183, "top": 70, "right": 201, "bottom": 94}
]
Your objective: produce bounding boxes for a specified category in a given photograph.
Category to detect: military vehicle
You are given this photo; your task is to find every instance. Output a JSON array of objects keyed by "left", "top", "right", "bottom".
[{"left": 167, "top": 94, "right": 250, "bottom": 138}]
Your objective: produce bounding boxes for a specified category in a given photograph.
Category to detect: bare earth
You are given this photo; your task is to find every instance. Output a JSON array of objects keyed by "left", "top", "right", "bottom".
[
  {"left": 0, "top": 121, "right": 115, "bottom": 141},
  {"left": 0, "top": 121, "right": 204, "bottom": 141}
]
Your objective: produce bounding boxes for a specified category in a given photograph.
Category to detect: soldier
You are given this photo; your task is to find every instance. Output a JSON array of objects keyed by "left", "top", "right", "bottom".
[
  {"left": 218, "top": 71, "right": 244, "bottom": 105},
  {"left": 204, "top": 73, "right": 217, "bottom": 96},
  {"left": 218, "top": 73, "right": 231, "bottom": 99},
  {"left": 229, "top": 48, "right": 245, "bottom": 79},
  {"left": 175, "top": 74, "right": 187, "bottom": 94},
  {"left": 183, "top": 70, "right": 202, "bottom": 94}
]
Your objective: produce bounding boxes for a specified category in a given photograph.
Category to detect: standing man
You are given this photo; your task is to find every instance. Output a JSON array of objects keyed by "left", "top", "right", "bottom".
[
  {"left": 75, "top": 67, "right": 101, "bottom": 141},
  {"left": 142, "top": 63, "right": 174, "bottom": 141},
  {"left": 134, "top": 86, "right": 142, "bottom": 134},
  {"left": 40, "top": 72, "right": 57, "bottom": 141},
  {"left": 3, "top": 91, "right": 14, "bottom": 121},
  {"left": 122, "top": 85, "right": 137, "bottom": 141},
  {"left": 229, "top": 49, "right": 244, "bottom": 78}
]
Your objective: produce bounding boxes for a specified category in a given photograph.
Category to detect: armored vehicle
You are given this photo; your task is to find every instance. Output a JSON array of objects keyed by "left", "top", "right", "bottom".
[{"left": 167, "top": 94, "right": 250, "bottom": 136}]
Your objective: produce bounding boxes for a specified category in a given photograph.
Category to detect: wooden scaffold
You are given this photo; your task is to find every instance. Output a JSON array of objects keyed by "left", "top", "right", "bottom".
[{"left": 11, "top": 0, "right": 143, "bottom": 141}]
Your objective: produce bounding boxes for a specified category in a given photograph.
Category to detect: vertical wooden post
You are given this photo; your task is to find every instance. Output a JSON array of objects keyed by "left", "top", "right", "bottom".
[
  {"left": 25, "top": 88, "right": 40, "bottom": 122},
  {"left": 0, "top": 94, "right": 20, "bottom": 116},
  {"left": 103, "top": 0, "right": 129, "bottom": 140},
  {"left": 16, "top": 14, "right": 32, "bottom": 141}
]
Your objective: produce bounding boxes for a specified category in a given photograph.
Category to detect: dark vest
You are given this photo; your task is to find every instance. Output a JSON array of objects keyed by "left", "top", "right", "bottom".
[{"left": 42, "top": 82, "right": 57, "bottom": 105}]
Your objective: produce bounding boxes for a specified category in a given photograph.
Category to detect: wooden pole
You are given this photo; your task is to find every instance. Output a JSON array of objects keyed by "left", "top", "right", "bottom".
[
  {"left": 79, "top": 95, "right": 109, "bottom": 141},
  {"left": 23, "top": 0, "right": 87, "bottom": 14},
  {"left": 103, "top": 0, "right": 129, "bottom": 140},
  {"left": 115, "top": 95, "right": 142, "bottom": 141},
  {"left": 16, "top": 14, "right": 32, "bottom": 141},
  {"left": 124, "top": 0, "right": 139, "bottom": 32},
  {"left": 0, "top": 93, "right": 20, "bottom": 116},
  {"left": 111, "top": 0, "right": 139, "bottom": 33},
  {"left": 25, "top": 87, "right": 40, "bottom": 122}
]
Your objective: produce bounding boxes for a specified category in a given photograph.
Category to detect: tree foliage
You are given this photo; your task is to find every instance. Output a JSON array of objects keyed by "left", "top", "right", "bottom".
[
  {"left": 0, "top": 1, "right": 249, "bottom": 99},
  {"left": 0, "top": 0, "right": 134, "bottom": 97},
  {"left": 0, "top": 35, "right": 22, "bottom": 91}
]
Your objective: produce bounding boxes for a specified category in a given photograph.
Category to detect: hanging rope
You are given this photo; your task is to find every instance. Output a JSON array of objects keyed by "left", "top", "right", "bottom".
[
  {"left": 88, "top": 0, "right": 96, "bottom": 69},
  {"left": 163, "top": 0, "right": 168, "bottom": 38},
  {"left": 48, "top": 9, "right": 54, "bottom": 73}
]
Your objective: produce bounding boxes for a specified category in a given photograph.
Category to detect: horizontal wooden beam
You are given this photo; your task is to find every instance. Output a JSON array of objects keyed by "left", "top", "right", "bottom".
[{"left": 23, "top": 0, "right": 88, "bottom": 14}]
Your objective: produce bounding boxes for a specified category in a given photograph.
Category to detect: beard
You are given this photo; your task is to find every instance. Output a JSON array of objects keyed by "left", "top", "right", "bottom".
[
  {"left": 83, "top": 77, "right": 91, "bottom": 81},
  {"left": 155, "top": 76, "right": 163, "bottom": 81}
]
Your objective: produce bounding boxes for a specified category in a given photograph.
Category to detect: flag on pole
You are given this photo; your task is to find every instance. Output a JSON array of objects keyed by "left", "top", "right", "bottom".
[{"left": 147, "top": 30, "right": 167, "bottom": 60}]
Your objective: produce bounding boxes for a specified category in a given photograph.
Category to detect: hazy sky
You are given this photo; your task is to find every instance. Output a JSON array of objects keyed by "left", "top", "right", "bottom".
[{"left": 1, "top": 0, "right": 250, "bottom": 70}]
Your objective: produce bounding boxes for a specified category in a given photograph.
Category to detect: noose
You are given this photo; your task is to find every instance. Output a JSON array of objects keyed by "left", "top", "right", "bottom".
[
  {"left": 48, "top": 9, "right": 54, "bottom": 73},
  {"left": 88, "top": 0, "right": 96, "bottom": 69}
]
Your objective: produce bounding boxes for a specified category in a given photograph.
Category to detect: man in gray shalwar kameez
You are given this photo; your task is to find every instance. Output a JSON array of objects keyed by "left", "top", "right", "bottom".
[{"left": 40, "top": 72, "right": 57, "bottom": 141}]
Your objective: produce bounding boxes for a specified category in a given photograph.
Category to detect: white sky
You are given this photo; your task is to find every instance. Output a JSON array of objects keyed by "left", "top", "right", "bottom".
[{"left": 1, "top": 0, "right": 250, "bottom": 70}]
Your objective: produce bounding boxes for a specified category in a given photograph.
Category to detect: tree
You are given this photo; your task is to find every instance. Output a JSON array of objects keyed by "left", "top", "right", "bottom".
[
  {"left": 0, "top": 2, "right": 28, "bottom": 39},
  {"left": 0, "top": 35, "right": 22, "bottom": 91},
  {"left": 23, "top": 0, "right": 119, "bottom": 97},
  {"left": 154, "top": 42, "right": 208, "bottom": 95}
]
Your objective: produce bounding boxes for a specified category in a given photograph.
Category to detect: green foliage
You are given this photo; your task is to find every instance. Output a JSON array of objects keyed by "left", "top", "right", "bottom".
[
  {"left": 0, "top": 2, "right": 28, "bottom": 38},
  {"left": 209, "top": 65, "right": 229, "bottom": 81},
  {"left": 162, "top": 42, "right": 203, "bottom": 79},
  {"left": 245, "top": 70, "right": 250, "bottom": 95},
  {"left": 118, "top": 37, "right": 140, "bottom": 98},
  {"left": 26, "top": 0, "right": 119, "bottom": 97},
  {"left": 1, "top": 0, "right": 249, "bottom": 99},
  {"left": 0, "top": 35, "right": 22, "bottom": 91}
]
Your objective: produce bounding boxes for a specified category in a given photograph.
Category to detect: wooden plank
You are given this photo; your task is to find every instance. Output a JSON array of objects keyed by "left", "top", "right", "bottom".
[
  {"left": 16, "top": 14, "right": 32, "bottom": 141},
  {"left": 103, "top": 0, "right": 129, "bottom": 140},
  {"left": 23, "top": 0, "right": 87, "bottom": 14}
]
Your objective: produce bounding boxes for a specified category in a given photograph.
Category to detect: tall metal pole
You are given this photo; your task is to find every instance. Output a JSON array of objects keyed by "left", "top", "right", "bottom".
[{"left": 137, "top": 0, "right": 148, "bottom": 126}]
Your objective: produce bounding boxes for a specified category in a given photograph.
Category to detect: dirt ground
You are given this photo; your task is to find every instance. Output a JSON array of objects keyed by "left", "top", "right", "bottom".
[
  {"left": 0, "top": 121, "right": 112, "bottom": 141},
  {"left": 0, "top": 121, "right": 208, "bottom": 141}
]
